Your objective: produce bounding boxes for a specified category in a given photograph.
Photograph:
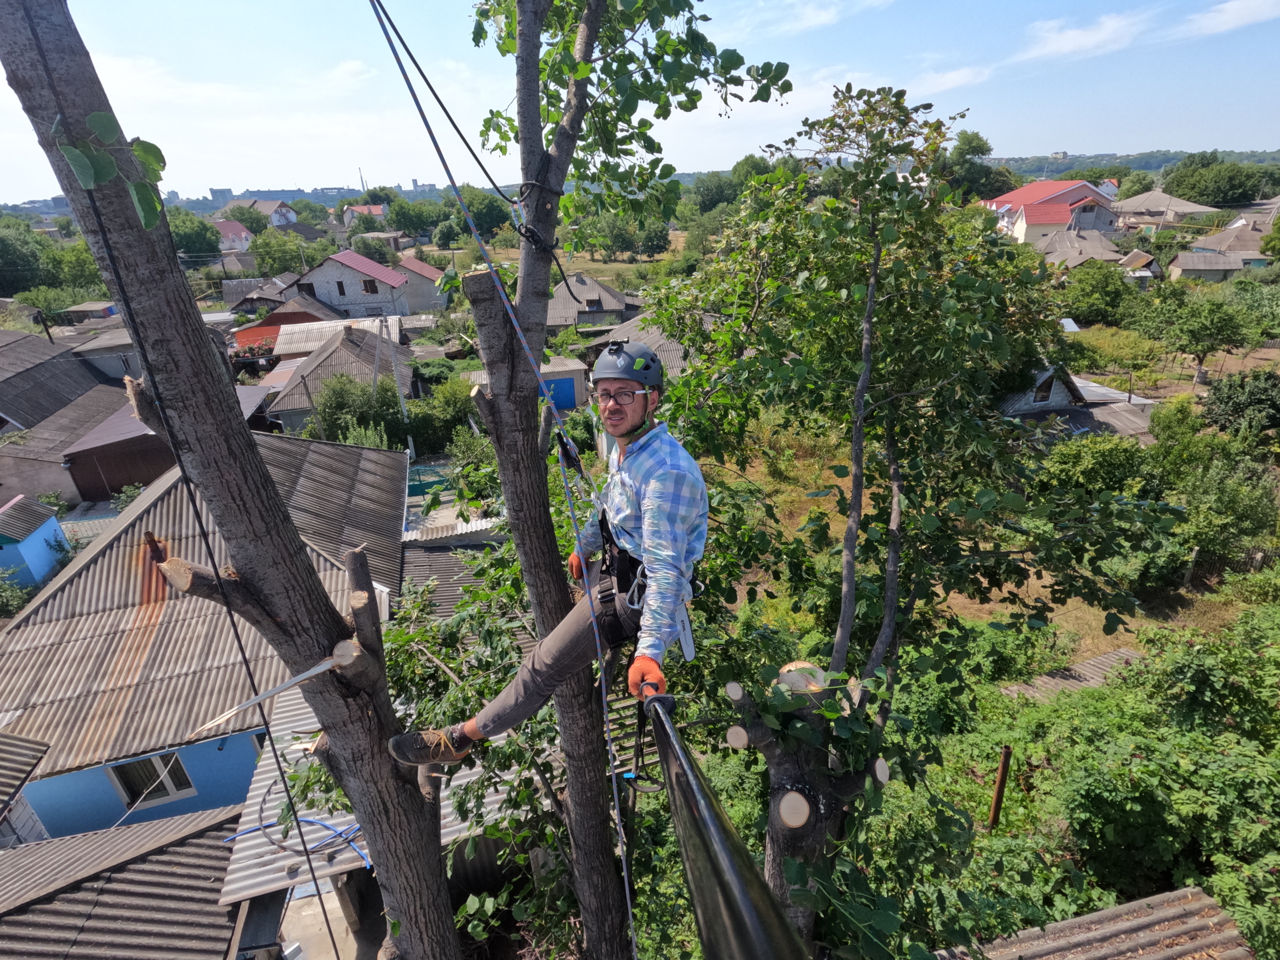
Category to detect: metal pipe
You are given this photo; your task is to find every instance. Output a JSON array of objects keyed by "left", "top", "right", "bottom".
[
  {"left": 988, "top": 744, "right": 1013, "bottom": 830},
  {"left": 644, "top": 695, "right": 808, "bottom": 960}
]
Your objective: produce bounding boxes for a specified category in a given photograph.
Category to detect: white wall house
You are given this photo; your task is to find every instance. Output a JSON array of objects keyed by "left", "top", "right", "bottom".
[
  {"left": 394, "top": 255, "right": 449, "bottom": 313},
  {"left": 294, "top": 249, "right": 408, "bottom": 317},
  {"left": 212, "top": 219, "right": 253, "bottom": 252}
]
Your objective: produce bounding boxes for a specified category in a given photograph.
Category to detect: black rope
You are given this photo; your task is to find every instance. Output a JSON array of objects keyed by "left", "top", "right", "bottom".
[{"left": 16, "top": 7, "right": 345, "bottom": 958}]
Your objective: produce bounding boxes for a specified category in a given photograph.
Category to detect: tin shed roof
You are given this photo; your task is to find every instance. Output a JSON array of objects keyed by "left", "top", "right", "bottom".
[
  {"left": 0, "top": 806, "right": 242, "bottom": 959},
  {"left": 270, "top": 315, "right": 402, "bottom": 357},
  {"left": 0, "top": 330, "right": 104, "bottom": 430},
  {"left": 0, "top": 495, "right": 56, "bottom": 543},
  {"left": 0, "top": 731, "right": 48, "bottom": 813},
  {"left": 0, "top": 434, "right": 406, "bottom": 779},
  {"left": 0, "top": 384, "right": 125, "bottom": 464}
]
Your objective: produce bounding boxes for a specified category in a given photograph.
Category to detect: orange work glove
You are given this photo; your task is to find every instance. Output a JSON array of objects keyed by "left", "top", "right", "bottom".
[
  {"left": 568, "top": 551, "right": 585, "bottom": 581},
  {"left": 628, "top": 655, "right": 666, "bottom": 698}
]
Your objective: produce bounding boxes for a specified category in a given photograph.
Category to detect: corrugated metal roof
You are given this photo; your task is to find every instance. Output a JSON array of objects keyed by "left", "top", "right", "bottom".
[
  {"left": 0, "top": 434, "right": 406, "bottom": 779},
  {"left": 0, "top": 806, "right": 242, "bottom": 959},
  {"left": 267, "top": 293, "right": 346, "bottom": 323},
  {"left": 401, "top": 546, "right": 485, "bottom": 615},
  {"left": 1112, "top": 190, "right": 1220, "bottom": 217},
  {"left": 0, "top": 731, "right": 48, "bottom": 811},
  {"left": 402, "top": 514, "right": 502, "bottom": 544},
  {"left": 0, "top": 384, "right": 124, "bottom": 463},
  {"left": 326, "top": 249, "right": 407, "bottom": 288},
  {"left": 1171, "top": 252, "right": 1253, "bottom": 272},
  {"left": 62, "top": 385, "right": 271, "bottom": 457},
  {"left": 71, "top": 328, "right": 135, "bottom": 352},
  {"left": 0, "top": 331, "right": 105, "bottom": 430},
  {"left": 396, "top": 255, "right": 445, "bottom": 281},
  {"left": 939, "top": 887, "right": 1253, "bottom": 960},
  {"left": 588, "top": 316, "right": 689, "bottom": 378},
  {"left": 259, "top": 357, "right": 304, "bottom": 389},
  {"left": 270, "top": 315, "right": 402, "bottom": 357},
  {"left": 268, "top": 327, "right": 414, "bottom": 414},
  {"left": 0, "top": 495, "right": 56, "bottom": 543},
  {"left": 1003, "top": 648, "right": 1142, "bottom": 700}
]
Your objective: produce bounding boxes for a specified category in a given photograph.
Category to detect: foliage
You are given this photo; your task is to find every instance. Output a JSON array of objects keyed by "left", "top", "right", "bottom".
[
  {"left": 448, "top": 186, "right": 510, "bottom": 240},
  {"left": 52, "top": 215, "right": 75, "bottom": 237},
  {"left": 1055, "top": 164, "right": 1132, "bottom": 184},
  {"left": 1061, "top": 325, "right": 1163, "bottom": 373},
  {"left": 166, "top": 206, "right": 220, "bottom": 259},
  {"left": 387, "top": 197, "right": 449, "bottom": 237},
  {"left": 340, "top": 419, "right": 391, "bottom": 449},
  {"left": 349, "top": 211, "right": 380, "bottom": 235},
  {"left": 248, "top": 228, "right": 336, "bottom": 278},
  {"left": 1115, "top": 170, "right": 1154, "bottom": 200},
  {"left": 1058, "top": 260, "right": 1133, "bottom": 327},
  {"left": 1203, "top": 369, "right": 1280, "bottom": 431},
  {"left": 36, "top": 491, "right": 69, "bottom": 518},
  {"left": 1220, "top": 564, "right": 1280, "bottom": 605},
  {"left": 0, "top": 215, "right": 54, "bottom": 296},
  {"left": 1162, "top": 151, "right": 1264, "bottom": 206},
  {"left": 688, "top": 170, "right": 740, "bottom": 212},
  {"left": 1036, "top": 434, "right": 1147, "bottom": 499},
  {"left": 304, "top": 373, "right": 473, "bottom": 455},
  {"left": 351, "top": 235, "right": 396, "bottom": 266},
  {"left": 224, "top": 204, "right": 269, "bottom": 234},
  {"left": 110, "top": 483, "right": 144, "bottom": 511},
  {"left": 1173, "top": 457, "right": 1277, "bottom": 561},
  {"left": 0, "top": 570, "right": 33, "bottom": 618},
  {"left": 638, "top": 220, "right": 671, "bottom": 259},
  {"left": 940, "top": 129, "right": 1015, "bottom": 201},
  {"left": 1129, "top": 282, "right": 1245, "bottom": 374},
  {"left": 1263, "top": 223, "right": 1280, "bottom": 259},
  {"left": 434, "top": 221, "right": 460, "bottom": 249},
  {"left": 288, "top": 197, "right": 331, "bottom": 227},
  {"left": 574, "top": 213, "right": 637, "bottom": 261},
  {"left": 40, "top": 239, "right": 103, "bottom": 289}
]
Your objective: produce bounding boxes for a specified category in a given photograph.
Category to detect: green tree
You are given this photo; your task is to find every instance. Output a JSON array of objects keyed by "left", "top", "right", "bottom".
[
  {"left": 351, "top": 235, "right": 394, "bottom": 266},
  {"left": 288, "top": 197, "right": 330, "bottom": 226},
  {"left": 1117, "top": 170, "right": 1154, "bottom": 200},
  {"left": 1163, "top": 151, "right": 1262, "bottom": 206},
  {"left": 14, "top": 283, "right": 108, "bottom": 314},
  {"left": 1175, "top": 458, "right": 1278, "bottom": 561},
  {"left": 637, "top": 220, "right": 671, "bottom": 258},
  {"left": 386, "top": 197, "right": 449, "bottom": 237},
  {"left": 1059, "top": 260, "right": 1134, "bottom": 326},
  {"left": 357, "top": 185, "right": 400, "bottom": 206},
  {"left": 52, "top": 215, "right": 75, "bottom": 237},
  {"left": 1056, "top": 164, "right": 1132, "bottom": 183},
  {"left": 166, "top": 206, "right": 220, "bottom": 260},
  {"left": 433, "top": 220, "right": 459, "bottom": 249},
  {"left": 224, "top": 204, "right": 269, "bottom": 234},
  {"left": 1203, "top": 369, "right": 1280, "bottom": 431},
  {"left": 348, "top": 211, "right": 380, "bottom": 235},
  {"left": 1133, "top": 285, "right": 1245, "bottom": 383},
  {"left": 248, "top": 228, "right": 335, "bottom": 278},
  {"left": 452, "top": 185, "right": 510, "bottom": 239},
  {"left": 730, "top": 152, "right": 772, "bottom": 184},
  {"left": 942, "top": 128, "right": 1008, "bottom": 200},
  {"left": 1261, "top": 222, "right": 1280, "bottom": 258},
  {"left": 40, "top": 239, "right": 103, "bottom": 288},
  {"left": 0, "top": 215, "right": 53, "bottom": 296},
  {"left": 689, "top": 169, "right": 739, "bottom": 212}
]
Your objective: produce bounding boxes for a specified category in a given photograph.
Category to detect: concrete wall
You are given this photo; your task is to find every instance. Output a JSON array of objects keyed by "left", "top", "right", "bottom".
[
  {"left": 397, "top": 273, "right": 447, "bottom": 313},
  {"left": 22, "top": 730, "right": 264, "bottom": 837},
  {"left": 298, "top": 260, "right": 408, "bottom": 318},
  {"left": 0, "top": 454, "right": 81, "bottom": 506}
]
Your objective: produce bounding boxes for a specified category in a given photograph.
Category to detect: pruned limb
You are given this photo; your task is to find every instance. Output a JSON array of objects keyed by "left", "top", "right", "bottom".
[
  {"left": 331, "top": 639, "right": 382, "bottom": 692},
  {"left": 158, "top": 556, "right": 294, "bottom": 645},
  {"left": 344, "top": 546, "right": 384, "bottom": 660},
  {"left": 124, "top": 375, "right": 164, "bottom": 436},
  {"left": 538, "top": 401, "right": 555, "bottom": 456}
]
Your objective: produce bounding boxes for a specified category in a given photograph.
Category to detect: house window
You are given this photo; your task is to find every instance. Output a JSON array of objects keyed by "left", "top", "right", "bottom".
[
  {"left": 109, "top": 752, "right": 195, "bottom": 809},
  {"left": 1033, "top": 377, "right": 1054, "bottom": 404},
  {"left": 586, "top": 298, "right": 603, "bottom": 311},
  {"left": 362, "top": 279, "right": 378, "bottom": 295},
  {"left": 297, "top": 282, "right": 316, "bottom": 298},
  {"left": 336, "top": 280, "right": 346, "bottom": 297}
]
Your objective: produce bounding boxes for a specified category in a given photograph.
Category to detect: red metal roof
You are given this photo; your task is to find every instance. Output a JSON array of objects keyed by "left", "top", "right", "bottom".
[
  {"left": 990, "top": 180, "right": 1086, "bottom": 208},
  {"left": 346, "top": 204, "right": 386, "bottom": 216},
  {"left": 328, "top": 248, "right": 407, "bottom": 287},
  {"left": 1022, "top": 203, "right": 1073, "bottom": 225},
  {"left": 396, "top": 255, "right": 444, "bottom": 281},
  {"left": 212, "top": 219, "right": 250, "bottom": 240}
]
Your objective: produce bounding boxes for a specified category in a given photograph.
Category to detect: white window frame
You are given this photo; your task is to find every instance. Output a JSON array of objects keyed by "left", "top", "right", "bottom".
[
  {"left": 107, "top": 752, "right": 197, "bottom": 811},
  {"left": 1032, "top": 377, "right": 1055, "bottom": 404}
]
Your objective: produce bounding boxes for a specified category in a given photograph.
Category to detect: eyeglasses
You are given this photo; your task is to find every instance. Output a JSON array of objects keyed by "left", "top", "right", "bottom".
[{"left": 591, "top": 389, "right": 649, "bottom": 407}]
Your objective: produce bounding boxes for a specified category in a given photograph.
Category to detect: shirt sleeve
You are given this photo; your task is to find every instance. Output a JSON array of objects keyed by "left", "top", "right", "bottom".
[{"left": 635, "top": 467, "right": 705, "bottom": 663}]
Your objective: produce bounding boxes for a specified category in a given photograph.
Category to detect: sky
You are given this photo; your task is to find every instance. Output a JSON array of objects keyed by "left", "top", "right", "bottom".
[{"left": 1, "top": 0, "right": 1278, "bottom": 204}]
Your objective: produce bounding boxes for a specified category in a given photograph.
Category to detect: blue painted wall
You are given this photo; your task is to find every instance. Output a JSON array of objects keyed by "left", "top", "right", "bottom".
[
  {"left": 0, "top": 515, "right": 68, "bottom": 588},
  {"left": 22, "top": 730, "right": 263, "bottom": 837},
  {"left": 545, "top": 375, "right": 576, "bottom": 411}
]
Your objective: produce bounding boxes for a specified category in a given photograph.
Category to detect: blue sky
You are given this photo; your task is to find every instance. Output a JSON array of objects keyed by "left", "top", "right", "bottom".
[{"left": 1, "top": 0, "right": 1277, "bottom": 204}]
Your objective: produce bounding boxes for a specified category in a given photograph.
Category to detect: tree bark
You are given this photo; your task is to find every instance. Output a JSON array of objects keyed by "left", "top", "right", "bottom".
[{"left": 0, "top": 5, "right": 459, "bottom": 958}]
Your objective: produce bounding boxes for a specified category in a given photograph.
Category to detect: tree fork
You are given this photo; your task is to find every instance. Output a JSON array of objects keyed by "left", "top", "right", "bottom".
[{"left": 0, "top": 5, "right": 460, "bottom": 956}]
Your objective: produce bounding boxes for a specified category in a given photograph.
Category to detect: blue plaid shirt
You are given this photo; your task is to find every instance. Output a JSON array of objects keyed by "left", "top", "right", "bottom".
[{"left": 576, "top": 424, "right": 708, "bottom": 664}]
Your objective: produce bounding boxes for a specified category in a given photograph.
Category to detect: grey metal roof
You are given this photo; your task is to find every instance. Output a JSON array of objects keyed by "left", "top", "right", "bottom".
[
  {"left": 0, "top": 433, "right": 406, "bottom": 779},
  {"left": 547, "top": 272, "right": 634, "bottom": 326},
  {"left": 268, "top": 326, "right": 414, "bottom": 415},
  {"left": 0, "top": 731, "right": 48, "bottom": 812},
  {"left": 1036, "top": 228, "right": 1122, "bottom": 268},
  {"left": 0, "top": 805, "right": 242, "bottom": 959},
  {"left": 266, "top": 292, "right": 345, "bottom": 323},
  {"left": 1111, "top": 190, "right": 1220, "bottom": 217},
  {"left": 0, "top": 384, "right": 125, "bottom": 463},
  {"left": 270, "top": 315, "right": 403, "bottom": 357},
  {"left": 939, "top": 886, "right": 1253, "bottom": 960},
  {"left": 587, "top": 315, "right": 689, "bottom": 378},
  {"left": 1002, "top": 648, "right": 1142, "bottom": 700},
  {"left": 71, "top": 328, "right": 135, "bottom": 352},
  {"left": 0, "top": 494, "right": 56, "bottom": 543},
  {"left": 0, "top": 330, "right": 105, "bottom": 429},
  {"left": 401, "top": 545, "right": 486, "bottom": 614},
  {"left": 1191, "top": 222, "right": 1268, "bottom": 254},
  {"left": 1171, "top": 251, "right": 1253, "bottom": 272},
  {"left": 61, "top": 384, "right": 271, "bottom": 457}
]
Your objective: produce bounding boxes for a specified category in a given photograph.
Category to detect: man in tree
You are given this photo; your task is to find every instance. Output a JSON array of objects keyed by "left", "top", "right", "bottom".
[{"left": 390, "top": 341, "right": 708, "bottom": 764}]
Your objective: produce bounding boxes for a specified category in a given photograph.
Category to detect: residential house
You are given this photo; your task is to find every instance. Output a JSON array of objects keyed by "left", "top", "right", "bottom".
[
  {"left": 1000, "top": 366, "right": 1156, "bottom": 439},
  {"left": 0, "top": 330, "right": 105, "bottom": 434},
  {"left": 225, "top": 272, "right": 300, "bottom": 315},
  {"left": 353, "top": 229, "right": 410, "bottom": 252},
  {"left": 0, "top": 496, "right": 68, "bottom": 589},
  {"left": 1191, "top": 221, "right": 1271, "bottom": 258},
  {"left": 1167, "top": 251, "right": 1267, "bottom": 281},
  {"left": 463, "top": 356, "right": 589, "bottom": 410},
  {"left": 267, "top": 326, "right": 415, "bottom": 430},
  {"left": 218, "top": 251, "right": 257, "bottom": 274},
  {"left": 61, "top": 385, "right": 272, "bottom": 501},
  {"left": 271, "top": 316, "right": 403, "bottom": 360},
  {"left": 0, "top": 806, "right": 254, "bottom": 959},
  {"left": 984, "top": 181, "right": 1116, "bottom": 241},
  {"left": 394, "top": 253, "right": 449, "bottom": 312},
  {"left": 546, "top": 272, "right": 644, "bottom": 331},
  {"left": 1118, "top": 249, "right": 1162, "bottom": 287},
  {"left": 293, "top": 249, "right": 409, "bottom": 318},
  {"left": 342, "top": 203, "right": 388, "bottom": 227},
  {"left": 1226, "top": 193, "right": 1279, "bottom": 231},
  {"left": 212, "top": 219, "right": 253, "bottom": 252},
  {"left": 0, "top": 433, "right": 406, "bottom": 838},
  {"left": 1111, "top": 190, "right": 1219, "bottom": 231},
  {"left": 55, "top": 300, "right": 118, "bottom": 325},
  {"left": 215, "top": 198, "right": 297, "bottom": 228},
  {"left": 232, "top": 294, "right": 346, "bottom": 350},
  {"left": 1035, "top": 229, "right": 1122, "bottom": 269},
  {"left": 277, "top": 220, "right": 328, "bottom": 243},
  {"left": 70, "top": 329, "right": 141, "bottom": 380},
  {"left": 0, "top": 385, "right": 124, "bottom": 504}
]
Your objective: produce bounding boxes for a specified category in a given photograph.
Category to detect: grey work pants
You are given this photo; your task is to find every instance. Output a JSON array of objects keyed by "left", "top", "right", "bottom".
[{"left": 474, "top": 574, "right": 639, "bottom": 738}]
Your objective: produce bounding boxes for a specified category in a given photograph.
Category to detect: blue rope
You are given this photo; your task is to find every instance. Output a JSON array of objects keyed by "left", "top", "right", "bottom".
[{"left": 367, "top": 4, "right": 641, "bottom": 956}]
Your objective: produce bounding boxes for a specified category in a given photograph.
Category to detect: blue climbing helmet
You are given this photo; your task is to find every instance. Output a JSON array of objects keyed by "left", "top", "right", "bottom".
[{"left": 591, "top": 339, "right": 663, "bottom": 389}]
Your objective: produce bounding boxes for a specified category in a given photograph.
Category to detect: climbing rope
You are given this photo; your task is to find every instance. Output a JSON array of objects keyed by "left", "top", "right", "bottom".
[{"left": 366, "top": 3, "right": 641, "bottom": 956}]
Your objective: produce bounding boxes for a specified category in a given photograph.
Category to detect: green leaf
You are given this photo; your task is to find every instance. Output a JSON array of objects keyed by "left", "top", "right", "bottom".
[
  {"left": 59, "top": 144, "right": 95, "bottom": 190},
  {"left": 830, "top": 463, "right": 851, "bottom": 478},
  {"left": 85, "top": 144, "right": 117, "bottom": 185},
  {"left": 131, "top": 140, "right": 166, "bottom": 182},
  {"left": 86, "top": 111, "right": 121, "bottom": 144},
  {"left": 127, "top": 180, "right": 162, "bottom": 229}
]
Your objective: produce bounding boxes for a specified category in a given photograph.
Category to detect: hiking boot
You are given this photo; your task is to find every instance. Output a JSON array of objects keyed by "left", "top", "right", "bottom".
[{"left": 388, "top": 727, "right": 472, "bottom": 765}]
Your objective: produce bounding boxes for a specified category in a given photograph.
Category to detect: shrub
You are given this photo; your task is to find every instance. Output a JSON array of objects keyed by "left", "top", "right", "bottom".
[
  {"left": 1203, "top": 369, "right": 1280, "bottom": 432},
  {"left": 0, "top": 570, "right": 33, "bottom": 618},
  {"left": 110, "top": 484, "right": 143, "bottom": 512},
  {"left": 1063, "top": 326, "right": 1163, "bottom": 372},
  {"left": 1220, "top": 564, "right": 1280, "bottom": 604}
]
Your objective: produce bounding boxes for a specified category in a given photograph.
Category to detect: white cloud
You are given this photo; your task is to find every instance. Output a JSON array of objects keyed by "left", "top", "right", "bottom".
[
  {"left": 1175, "top": 0, "right": 1280, "bottom": 37},
  {"left": 1009, "top": 10, "right": 1152, "bottom": 62},
  {"left": 912, "top": 65, "right": 993, "bottom": 95}
]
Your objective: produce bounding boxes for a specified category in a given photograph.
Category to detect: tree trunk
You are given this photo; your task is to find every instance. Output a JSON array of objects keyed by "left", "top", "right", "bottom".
[{"left": 0, "top": 5, "right": 459, "bottom": 958}]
